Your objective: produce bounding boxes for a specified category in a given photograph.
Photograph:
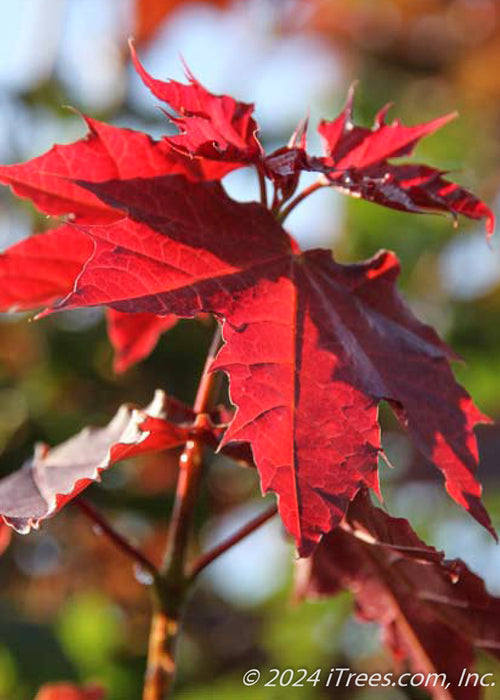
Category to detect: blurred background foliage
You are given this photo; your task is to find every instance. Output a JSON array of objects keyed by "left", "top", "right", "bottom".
[{"left": 0, "top": 1, "right": 500, "bottom": 698}]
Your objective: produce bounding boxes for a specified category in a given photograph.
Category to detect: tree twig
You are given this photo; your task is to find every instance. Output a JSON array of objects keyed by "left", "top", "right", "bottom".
[
  {"left": 257, "top": 167, "right": 268, "bottom": 208},
  {"left": 75, "top": 497, "right": 158, "bottom": 578},
  {"left": 189, "top": 504, "right": 278, "bottom": 579},
  {"left": 277, "top": 179, "right": 328, "bottom": 222}
]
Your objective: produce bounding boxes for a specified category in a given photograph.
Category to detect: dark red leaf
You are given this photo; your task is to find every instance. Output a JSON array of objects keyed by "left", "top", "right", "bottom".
[
  {"left": 318, "top": 88, "right": 456, "bottom": 166},
  {"left": 130, "top": 43, "right": 262, "bottom": 167},
  {"left": 47, "top": 174, "right": 493, "bottom": 554},
  {"left": 315, "top": 88, "right": 495, "bottom": 233},
  {"left": 296, "top": 490, "right": 500, "bottom": 699},
  {"left": 1, "top": 61, "right": 494, "bottom": 555},
  {"left": 34, "top": 683, "right": 105, "bottom": 700},
  {"left": 264, "top": 118, "right": 310, "bottom": 200},
  {"left": 0, "top": 391, "right": 196, "bottom": 533}
]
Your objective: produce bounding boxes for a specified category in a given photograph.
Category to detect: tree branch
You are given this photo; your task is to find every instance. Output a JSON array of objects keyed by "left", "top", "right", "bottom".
[
  {"left": 143, "top": 324, "right": 223, "bottom": 700},
  {"left": 189, "top": 504, "right": 278, "bottom": 579},
  {"left": 75, "top": 497, "right": 158, "bottom": 578},
  {"left": 277, "top": 179, "right": 329, "bottom": 222}
]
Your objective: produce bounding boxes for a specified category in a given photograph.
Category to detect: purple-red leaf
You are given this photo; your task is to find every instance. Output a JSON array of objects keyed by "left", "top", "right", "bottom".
[
  {"left": 315, "top": 88, "right": 495, "bottom": 233},
  {"left": 0, "top": 391, "right": 196, "bottom": 533},
  {"left": 48, "top": 174, "right": 493, "bottom": 554},
  {"left": 0, "top": 59, "right": 494, "bottom": 556},
  {"left": 297, "top": 490, "right": 500, "bottom": 699}
]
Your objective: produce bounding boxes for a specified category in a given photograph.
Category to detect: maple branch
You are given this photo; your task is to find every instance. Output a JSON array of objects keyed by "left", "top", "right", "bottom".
[
  {"left": 75, "top": 497, "right": 158, "bottom": 578},
  {"left": 143, "top": 325, "right": 222, "bottom": 700},
  {"left": 256, "top": 167, "right": 268, "bottom": 208},
  {"left": 277, "top": 179, "right": 329, "bottom": 222},
  {"left": 189, "top": 503, "right": 278, "bottom": 579}
]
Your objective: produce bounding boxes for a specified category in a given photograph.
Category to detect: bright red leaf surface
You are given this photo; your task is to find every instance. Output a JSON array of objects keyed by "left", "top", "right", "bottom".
[
  {"left": 34, "top": 684, "right": 105, "bottom": 700},
  {"left": 0, "top": 111, "right": 227, "bottom": 376},
  {"left": 130, "top": 42, "right": 262, "bottom": 167},
  {"left": 0, "top": 117, "right": 207, "bottom": 223},
  {"left": 0, "top": 391, "right": 200, "bottom": 533},
  {"left": 296, "top": 490, "right": 500, "bottom": 699},
  {"left": 0, "top": 56, "right": 495, "bottom": 555},
  {"left": 43, "top": 173, "right": 492, "bottom": 555},
  {"left": 0, "top": 225, "right": 92, "bottom": 311},
  {"left": 0, "top": 225, "right": 175, "bottom": 371}
]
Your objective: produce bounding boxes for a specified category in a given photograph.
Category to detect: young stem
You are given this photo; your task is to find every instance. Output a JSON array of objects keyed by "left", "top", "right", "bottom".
[
  {"left": 143, "top": 325, "right": 222, "bottom": 700},
  {"left": 189, "top": 503, "right": 278, "bottom": 579},
  {"left": 75, "top": 498, "right": 158, "bottom": 578},
  {"left": 257, "top": 167, "right": 268, "bottom": 208},
  {"left": 277, "top": 180, "right": 328, "bottom": 223}
]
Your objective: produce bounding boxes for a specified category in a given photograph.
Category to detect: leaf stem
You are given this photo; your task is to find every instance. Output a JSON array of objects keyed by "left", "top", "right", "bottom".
[
  {"left": 75, "top": 497, "right": 158, "bottom": 578},
  {"left": 143, "top": 325, "right": 222, "bottom": 700},
  {"left": 189, "top": 504, "right": 278, "bottom": 579},
  {"left": 257, "top": 167, "right": 268, "bottom": 208},
  {"left": 277, "top": 180, "right": 328, "bottom": 223}
]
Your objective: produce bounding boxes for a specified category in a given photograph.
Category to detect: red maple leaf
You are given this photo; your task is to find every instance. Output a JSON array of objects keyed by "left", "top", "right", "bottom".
[
  {"left": 130, "top": 42, "right": 262, "bottom": 169},
  {"left": 130, "top": 48, "right": 493, "bottom": 230},
  {"left": 0, "top": 225, "right": 176, "bottom": 372},
  {"left": 265, "top": 87, "right": 494, "bottom": 233},
  {"left": 0, "top": 55, "right": 495, "bottom": 555},
  {"left": 296, "top": 490, "right": 500, "bottom": 698},
  {"left": 0, "top": 225, "right": 92, "bottom": 311},
  {"left": 0, "top": 117, "right": 210, "bottom": 223},
  {"left": 0, "top": 383, "right": 242, "bottom": 537},
  {"left": 314, "top": 88, "right": 495, "bottom": 232},
  {"left": 39, "top": 173, "right": 490, "bottom": 555}
]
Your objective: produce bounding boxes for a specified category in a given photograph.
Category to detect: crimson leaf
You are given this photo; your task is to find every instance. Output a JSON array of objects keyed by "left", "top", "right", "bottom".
[
  {"left": 296, "top": 490, "right": 500, "bottom": 699},
  {"left": 130, "top": 42, "right": 262, "bottom": 168},
  {"left": 0, "top": 225, "right": 176, "bottom": 371},
  {"left": 0, "top": 117, "right": 208, "bottom": 223},
  {"left": 266, "top": 87, "right": 495, "bottom": 233},
  {"left": 0, "top": 225, "right": 92, "bottom": 311},
  {"left": 48, "top": 174, "right": 493, "bottom": 555},
  {"left": 0, "top": 58, "right": 494, "bottom": 554}
]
